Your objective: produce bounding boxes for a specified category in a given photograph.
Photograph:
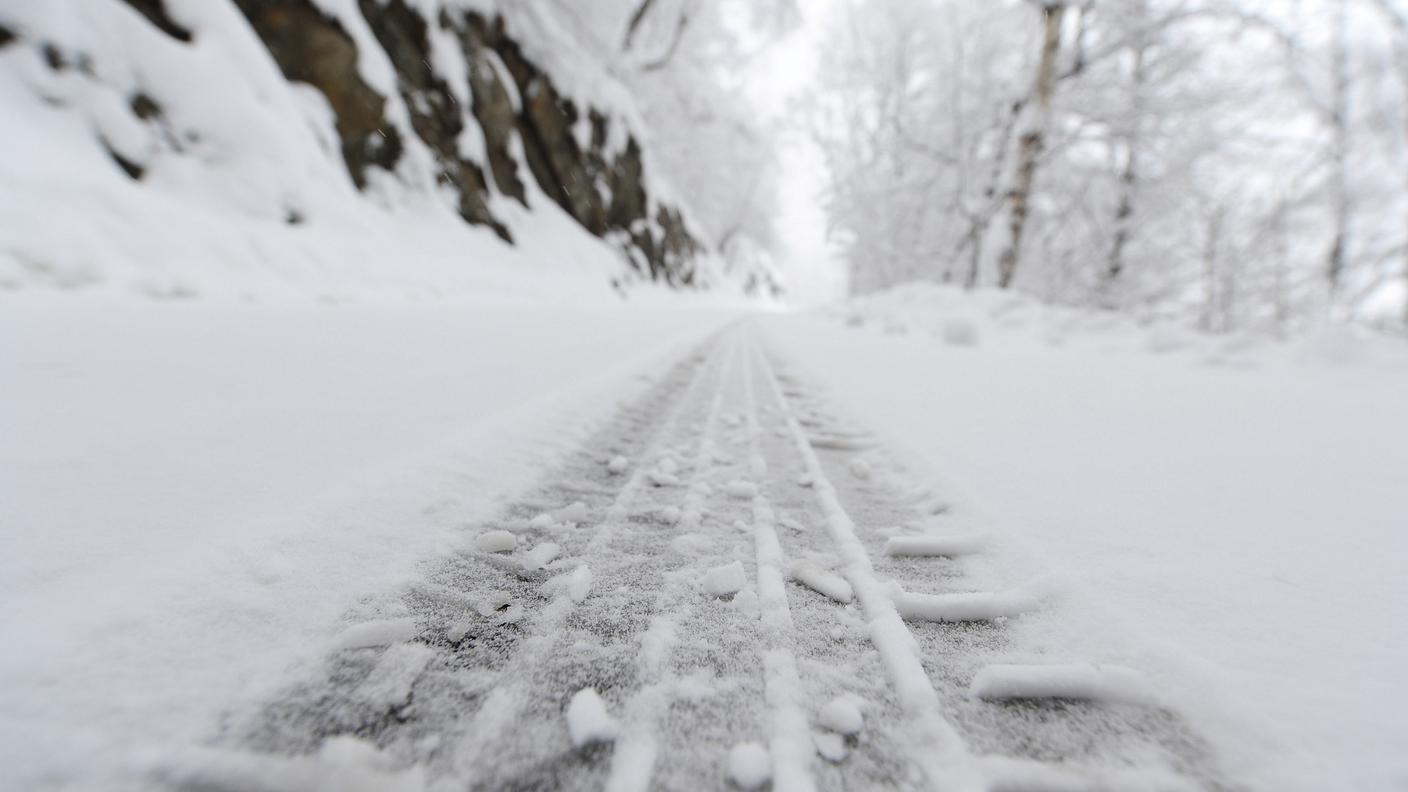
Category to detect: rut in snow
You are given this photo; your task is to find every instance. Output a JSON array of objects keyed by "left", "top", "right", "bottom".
[{"left": 181, "top": 323, "right": 1233, "bottom": 792}]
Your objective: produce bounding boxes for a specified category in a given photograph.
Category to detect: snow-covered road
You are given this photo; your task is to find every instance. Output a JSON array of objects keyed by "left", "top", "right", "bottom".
[
  {"left": 147, "top": 323, "right": 1225, "bottom": 792},
  {"left": 0, "top": 305, "right": 732, "bottom": 790},
  {"left": 4, "top": 304, "right": 1400, "bottom": 791}
]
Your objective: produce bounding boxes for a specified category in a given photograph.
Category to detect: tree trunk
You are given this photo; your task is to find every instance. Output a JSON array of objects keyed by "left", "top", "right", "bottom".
[
  {"left": 997, "top": 3, "right": 1066, "bottom": 290},
  {"left": 1104, "top": 24, "right": 1148, "bottom": 309},
  {"left": 1201, "top": 208, "right": 1223, "bottom": 333},
  {"left": 1326, "top": 0, "right": 1350, "bottom": 305}
]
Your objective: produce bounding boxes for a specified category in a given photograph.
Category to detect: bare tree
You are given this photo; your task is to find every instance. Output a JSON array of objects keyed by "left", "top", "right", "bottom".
[{"left": 997, "top": 2, "right": 1067, "bottom": 290}]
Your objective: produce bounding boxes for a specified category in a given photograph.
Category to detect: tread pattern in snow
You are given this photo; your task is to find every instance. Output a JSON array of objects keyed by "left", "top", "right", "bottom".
[{"left": 184, "top": 323, "right": 1234, "bottom": 792}]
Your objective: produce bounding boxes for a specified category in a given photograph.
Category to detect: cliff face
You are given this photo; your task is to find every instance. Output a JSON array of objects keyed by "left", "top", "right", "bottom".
[
  {"left": 238, "top": 0, "right": 704, "bottom": 285},
  {"left": 7, "top": 0, "right": 705, "bottom": 289}
]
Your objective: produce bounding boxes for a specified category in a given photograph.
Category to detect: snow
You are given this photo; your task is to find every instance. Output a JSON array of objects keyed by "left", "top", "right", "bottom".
[
  {"left": 723, "top": 479, "right": 759, "bottom": 499},
  {"left": 761, "top": 282, "right": 1408, "bottom": 791},
  {"left": 475, "top": 530, "right": 518, "bottom": 553},
  {"left": 567, "top": 565, "right": 594, "bottom": 604},
  {"left": 607, "top": 455, "right": 630, "bottom": 474},
  {"left": 648, "top": 470, "right": 682, "bottom": 487},
  {"left": 941, "top": 318, "right": 979, "bottom": 347},
  {"left": 759, "top": 355, "right": 973, "bottom": 787},
  {"left": 817, "top": 697, "right": 864, "bottom": 736},
  {"left": 0, "top": 305, "right": 730, "bottom": 789},
  {"left": 702, "top": 561, "right": 748, "bottom": 597},
  {"left": 333, "top": 618, "right": 419, "bottom": 650},
  {"left": 812, "top": 732, "right": 847, "bottom": 763},
  {"left": 0, "top": 0, "right": 771, "bottom": 308},
  {"left": 474, "top": 590, "right": 513, "bottom": 617},
  {"left": 726, "top": 742, "right": 771, "bottom": 790},
  {"left": 160, "top": 736, "right": 426, "bottom": 792},
  {"left": 882, "top": 534, "right": 987, "bottom": 557},
  {"left": 354, "top": 643, "right": 436, "bottom": 709},
  {"left": 969, "top": 664, "right": 1152, "bottom": 705},
  {"left": 847, "top": 459, "right": 872, "bottom": 480},
  {"left": 521, "top": 542, "right": 561, "bottom": 571},
  {"left": 787, "top": 561, "right": 854, "bottom": 604},
  {"left": 566, "top": 687, "right": 619, "bottom": 748},
  {"left": 557, "top": 501, "right": 589, "bottom": 524}
]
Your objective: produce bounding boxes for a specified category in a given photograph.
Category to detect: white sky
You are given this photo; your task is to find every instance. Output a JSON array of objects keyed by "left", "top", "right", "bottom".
[{"left": 747, "top": 1, "right": 849, "bottom": 307}]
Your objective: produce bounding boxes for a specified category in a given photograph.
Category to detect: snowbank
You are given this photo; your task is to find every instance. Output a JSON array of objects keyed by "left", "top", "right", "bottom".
[
  {"left": 0, "top": 304, "right": 732, "bottom": 790},
  {"left": 763, "top": 283, "right": 1408, "bottom": 791}
]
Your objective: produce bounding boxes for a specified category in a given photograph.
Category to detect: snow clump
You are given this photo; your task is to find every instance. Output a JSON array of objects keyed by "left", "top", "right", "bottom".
[
  {"left": 727, "top": 742, "right": 771, "bottom": 789},
  {"left": 566, "top": 688, "right": 619, "bottom": 748},
  {"left": 703, "top": 561, "right": 747, "bottom": 597}
]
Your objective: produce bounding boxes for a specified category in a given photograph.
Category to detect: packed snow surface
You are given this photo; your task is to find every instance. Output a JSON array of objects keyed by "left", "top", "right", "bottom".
[
  {"left": 0, "top": 305, "right": 730, "bottom": 789},
  {"left": 762, "top": 283, "right": 1408, "bottom": 791}
]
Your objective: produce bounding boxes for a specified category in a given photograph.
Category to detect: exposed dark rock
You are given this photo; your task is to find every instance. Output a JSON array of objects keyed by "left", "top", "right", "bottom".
[
  {"left": 357, "top": 0, "right": 508, "bottom": 240},
  {"left": 130, "top": 92, "right": 161, "bottom": 121},
  {"left": 102, "top": 139, "right": 145, "bottom": 180},
  {"left": 117, "top": 0, "right": 193, "bottom": 43},
  {"left": 233, "top": 0, "right": 402, "bottom": 190},
  {"left": 461, "top": 12, "right": 703, "bottom": 283},
  {"left": 98, "top": 0, "right": 711, "bottom": 288},
  {"left": 42, "top": 43, "right": 66, "bottom": 71},
  {"left": 453, "top": 13, "right": 526, "bottom": 203},
  {"left": 0, "top": 24, "right": 15, "bottom": 49}
]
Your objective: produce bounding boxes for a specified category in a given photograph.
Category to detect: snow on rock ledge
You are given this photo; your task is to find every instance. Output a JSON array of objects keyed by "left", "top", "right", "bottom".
[{"left": 0, "top": 0, "right": 711, "bottom": 300}]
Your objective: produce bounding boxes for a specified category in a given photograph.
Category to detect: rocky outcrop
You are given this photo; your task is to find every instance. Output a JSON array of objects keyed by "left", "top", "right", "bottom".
[
  {"left": 232, "top": 0, "right": 404, "bottom": 195},
  {"left": 159, "top": 0, "right": 704, "bottom": 284}
]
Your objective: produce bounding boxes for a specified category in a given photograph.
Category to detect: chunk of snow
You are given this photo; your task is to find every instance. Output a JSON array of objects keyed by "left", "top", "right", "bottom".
[
  {"left": 828, "top": 626, "right": 845, "bottom": 641},
  {"left": 942, "top": 318, "right": 979, "bottom": 346},
  {"left": 969, "top": 664, "right": 1152, "bottom": 705},
  {"left": 660, "top": 506, "right": 681, "bottom": 524},
  {"left": 528, "top": 513, "right": 555, "bottom": 530},
  {"left": 795, "top": 474, "right": 814, "bottom": 488},
  {"left": 813, "top": 731, "right": 848, "bottom": 763},
  {"left": 727, "top": 742, "right": 771, "bottom": 789},
  {"left": 818, "top": 697, "right": 864, "bottom": 735},
  {"left": 732, "top": 588, "right": 760, "bottom": 617},
  {"left": 557, "top": 501, "right": 589, "bottom": 524},
  {"left": 606, "top": 456, "right": 629, "bottom": 474},
  {"left": 566, "top": 688, "right": 618, "bottom": 748},
  {"left": 474, "top": 590, "right": 513, "bottom": 617},
  {"left": 889, "top": 584, "right": 1041, "bottom": 622},
  {"left": 788, "top": 561, "right": 854, "bottom": 604},
  {"left": 567, "top": 565, "right": 593, "bottom": 604},
  {"left": 354, "top": 643, "right": 435, "bottom": 708},
  {"left": 723, "top": 480, "right": 758, "bottom": 499},
  {"left": 703, "top": 561, "right": 747, "bottom": 597},
  {"left": 522, "top": 542, "right": 561, "bottom": 571},
  {"left": 476, "top": 530, "right": 516, "bottom": 553},
  {"left": 334, "top": 618, "right": 418, "bottom": 650},
  {"left": 649, "top": 471, "right": 682, "bottom": 487},
  {"left": 749, "top": 456, "right": 767, "bottom": 477},
  {"left": 657, "top": 456, "right": 679, "bottom": 475},
  {"left": 883, "top": 534, "right": 986, "bottom": 558},
  {"left": 848, "top": 459, "right": 872, "bottom": 480}
]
